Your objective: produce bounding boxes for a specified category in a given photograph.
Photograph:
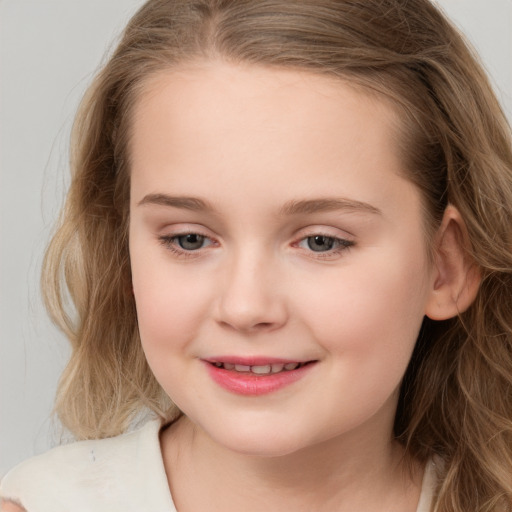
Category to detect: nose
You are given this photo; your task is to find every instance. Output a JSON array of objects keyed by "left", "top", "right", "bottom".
[{"left": 215, "top": 249, "right": 288, "bottom": 333}]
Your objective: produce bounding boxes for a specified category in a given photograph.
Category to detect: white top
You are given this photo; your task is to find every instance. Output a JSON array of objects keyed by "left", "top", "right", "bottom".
[{"left": 0, "top": 419, "right": 435, "bottom": 511}]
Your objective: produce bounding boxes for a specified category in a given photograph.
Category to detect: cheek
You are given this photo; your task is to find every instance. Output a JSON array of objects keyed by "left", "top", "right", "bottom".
[
  {"left": 131, "top": 263, "right": 210, "bottom": 398},
  {"left": 130, "top": 247, "right": 211, "bottom": 356},
  {"left": 293, "top": 247, "right": 430, "bottom": 369}
]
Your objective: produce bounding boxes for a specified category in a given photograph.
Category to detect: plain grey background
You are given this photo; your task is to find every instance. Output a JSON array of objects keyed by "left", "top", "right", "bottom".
[{"left": 1, "top": 0, "right": 511, "bottom": 477}]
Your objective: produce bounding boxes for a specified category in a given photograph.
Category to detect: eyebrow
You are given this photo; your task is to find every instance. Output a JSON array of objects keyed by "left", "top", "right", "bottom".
[
  {"left": 138, "top": 193, "right": 381, "bottom": 216},
  {"left": 279, "top": 198, "right": 382, "bottom": 216},
  {"left": 138, "top": 194, "right": 216, "bottom": 212}
]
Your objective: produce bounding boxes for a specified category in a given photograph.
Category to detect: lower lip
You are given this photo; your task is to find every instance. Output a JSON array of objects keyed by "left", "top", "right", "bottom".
[{"left": 204, "top": 362, "right": 315, "bottom": 396}]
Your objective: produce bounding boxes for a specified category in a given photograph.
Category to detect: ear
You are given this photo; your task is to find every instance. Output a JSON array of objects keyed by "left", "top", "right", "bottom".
[{"left": 425, "top": 205, "right": 481, "bottom": 321}]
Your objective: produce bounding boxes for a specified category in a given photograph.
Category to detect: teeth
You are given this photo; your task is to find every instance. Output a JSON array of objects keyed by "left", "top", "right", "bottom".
[
  {"left": 271, "top": 363, "right": 284, "bottom": 373},
  {"left": 213, "top": 362, "right": 304, "bottom": 374},
  {"left": 251, "top": 365, "right": 272, "bottom": 374}
]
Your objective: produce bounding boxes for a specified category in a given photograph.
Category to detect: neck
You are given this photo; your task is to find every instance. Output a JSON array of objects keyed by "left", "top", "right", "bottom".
[{"left": 160, "top": 416, "right": 424, "bottom": 512}]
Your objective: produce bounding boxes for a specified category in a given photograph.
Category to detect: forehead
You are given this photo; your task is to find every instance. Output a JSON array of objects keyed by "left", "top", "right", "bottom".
[
  {"left": 131, "top": 61, "right": 402, "bottom": 152},
  {"left": 129, "top": 61, "right": 407, "bottom": 209}
]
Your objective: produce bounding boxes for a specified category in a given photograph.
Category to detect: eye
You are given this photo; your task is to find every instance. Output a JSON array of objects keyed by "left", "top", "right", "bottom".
[
  {"left": 295, "top": 233, "right": 354, "bottom": 258},
  {"left": 158, "top": 232, "right": 215, "bottom": 255},
  {"left": 176, "top": 233, "right": 207, "bottom": 250},
  {"left": 299, "top": 235, "right": 353, "bottom": 253},
  {"left": 306, "top": 235, "right": 336, "bottom": 252}
]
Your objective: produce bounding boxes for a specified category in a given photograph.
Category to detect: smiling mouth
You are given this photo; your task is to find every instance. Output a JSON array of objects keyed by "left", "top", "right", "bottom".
[
  {"left": 209, "top": 361, "right": 313, "bottom": 375},
  {"left": 205, "top": 359, "right": 317, "bottom": 395}
]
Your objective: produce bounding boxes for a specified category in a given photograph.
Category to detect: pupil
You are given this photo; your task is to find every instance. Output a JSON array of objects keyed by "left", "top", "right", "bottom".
[
  {"left": 178, "top": 234, "right": 204, "bottom": 250},
  {"left": 308, "top": 235, "right": 334, "bottom": 252}
]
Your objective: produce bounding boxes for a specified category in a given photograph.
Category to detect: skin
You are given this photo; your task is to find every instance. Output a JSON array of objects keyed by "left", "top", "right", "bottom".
[
  {"left": 128, "top": 61, "right": 471, "bottom": 512},
  {"left": 0, "top": 502, "right": 24, "bottom": 512}
]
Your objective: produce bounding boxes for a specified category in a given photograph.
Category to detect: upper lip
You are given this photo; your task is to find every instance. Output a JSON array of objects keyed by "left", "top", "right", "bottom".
[{"left": 203, "top": 356, "right": 315, "bottom": 366}]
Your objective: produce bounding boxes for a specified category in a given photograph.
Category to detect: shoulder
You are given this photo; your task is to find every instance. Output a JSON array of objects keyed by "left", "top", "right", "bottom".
[
  {"left": 0, "top": 501, "right": 26, "bottom": 512},
  {"left": 0, "top": 419, "right": 169, "bottom": 512}
]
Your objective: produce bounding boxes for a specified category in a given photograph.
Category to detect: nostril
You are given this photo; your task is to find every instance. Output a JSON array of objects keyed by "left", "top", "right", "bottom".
[
  {"left": 254, "top": 322, "right": 273, "bottom": 329},
  {"left": 217, "top": 317, "right": 283, "bottom": 333}
]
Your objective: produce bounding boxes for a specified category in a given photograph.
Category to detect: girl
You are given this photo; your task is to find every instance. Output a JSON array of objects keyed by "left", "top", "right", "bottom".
[{"left": 1, "top": 0, "right": 511, "bottom": 511}]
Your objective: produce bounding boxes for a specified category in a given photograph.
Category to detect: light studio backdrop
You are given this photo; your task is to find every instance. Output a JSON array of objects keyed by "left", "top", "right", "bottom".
[{"left": 1, "top": 0, "right": 511, "bottom": 476}]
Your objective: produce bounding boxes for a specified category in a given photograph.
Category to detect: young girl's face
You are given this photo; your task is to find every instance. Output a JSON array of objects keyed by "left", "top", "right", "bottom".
[{"left": 129, "top": 61, "right": 436, "bottom": 457}]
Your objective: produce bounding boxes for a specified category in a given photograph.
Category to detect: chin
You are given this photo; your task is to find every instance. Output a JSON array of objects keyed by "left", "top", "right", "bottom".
[{"left": 203, "top": 421, "right": 317, "bottom": 458}]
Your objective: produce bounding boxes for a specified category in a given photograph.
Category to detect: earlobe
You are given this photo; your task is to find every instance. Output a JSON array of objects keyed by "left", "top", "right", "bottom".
[{"left": 425, "top": 205, "right": 481, "bottom": 321}]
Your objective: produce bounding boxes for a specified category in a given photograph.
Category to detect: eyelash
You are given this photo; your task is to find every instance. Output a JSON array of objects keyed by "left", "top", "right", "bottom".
[
  {"left": 294, "top": 233, "right": 354, "bottom": 259},
  {"left": 157, "top": 232, "right": 354, "bottom": 260},
  {"left": 158, "top": 232, "right": 215, "bottom": 259}
]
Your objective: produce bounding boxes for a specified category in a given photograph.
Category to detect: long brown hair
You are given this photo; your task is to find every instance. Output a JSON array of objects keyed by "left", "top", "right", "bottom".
[{"left": 43, "top": 1, "right": 512, "bottom": 510}]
